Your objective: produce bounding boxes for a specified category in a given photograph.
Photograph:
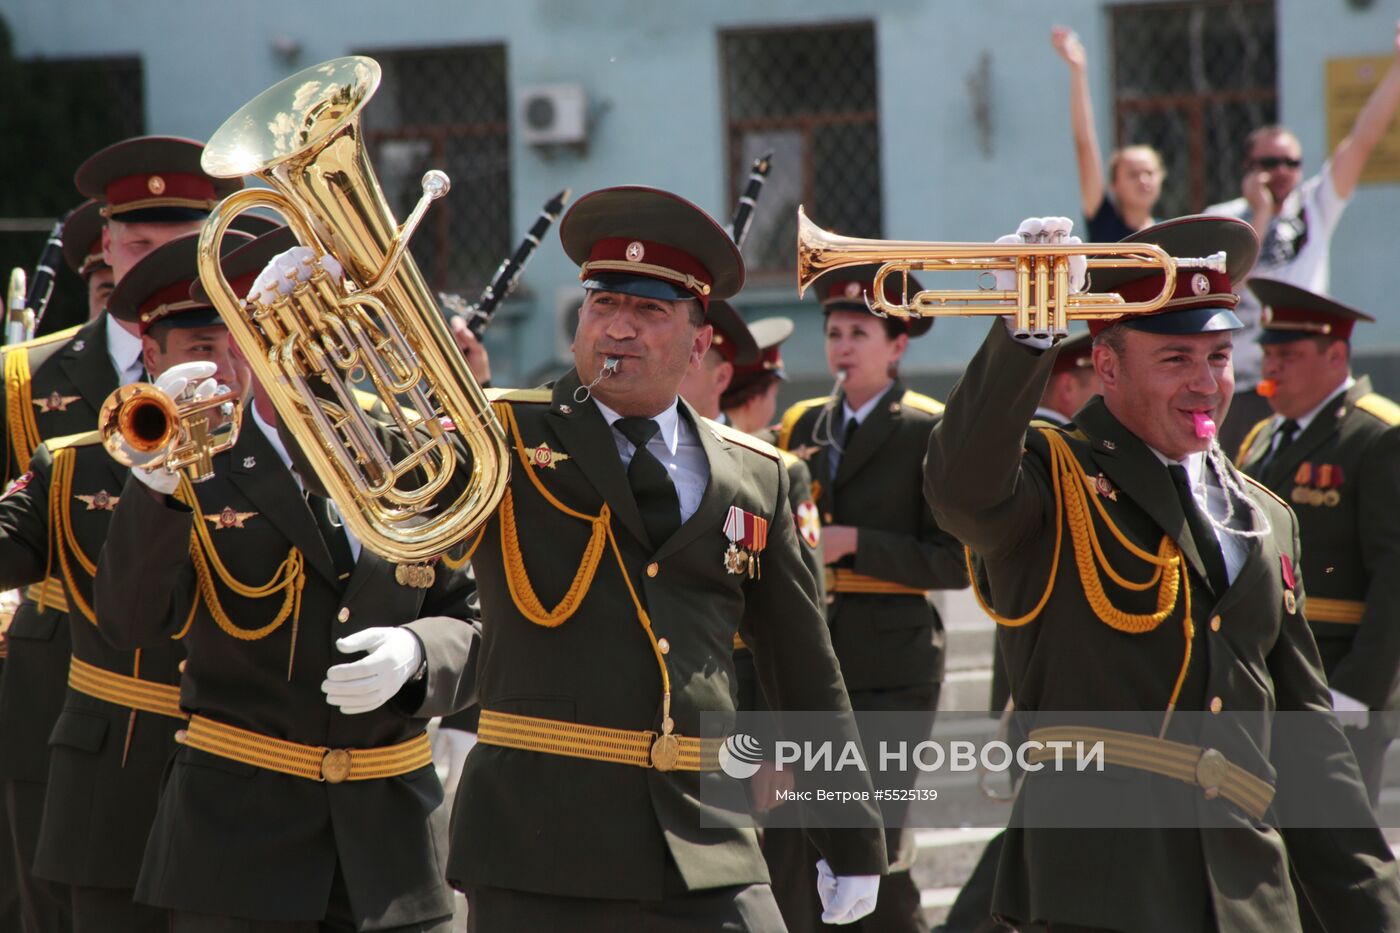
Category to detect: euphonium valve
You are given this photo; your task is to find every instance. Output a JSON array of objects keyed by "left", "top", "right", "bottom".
[
  {"left": 796, "top": 207, "right": 1227, "bottom": 339},
  {"left": 196, "top": 55, "right": 510, "bottom": 565},
  {"left": 99, "top": 381, "right": 243, "bottom": 482}
]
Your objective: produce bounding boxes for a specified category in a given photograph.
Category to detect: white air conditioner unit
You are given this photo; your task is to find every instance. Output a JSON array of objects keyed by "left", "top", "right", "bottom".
[{"left": 518, "top": 84, "right": 588, "bottom": 146}]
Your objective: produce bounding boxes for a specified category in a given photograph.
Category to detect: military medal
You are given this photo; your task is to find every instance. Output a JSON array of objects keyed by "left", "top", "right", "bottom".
[
  {"left": 395, "top": 562, "right": 437, "bottom": 588},
  {"left": 1281, "top": 555, "right": 1297, "bottom": 615},
  {"left": 723, "top": 506, "right": 769, "bottom": 579},
  {"left": 524, "top": 442, "right": 570, "bottom": 470}
]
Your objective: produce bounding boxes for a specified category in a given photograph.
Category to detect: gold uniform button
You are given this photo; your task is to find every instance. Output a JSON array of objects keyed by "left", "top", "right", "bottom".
[
  {"left": 178, "top": 660, "right": 187, "bottom": 673},
  {"left": 1210, "top": 696, "right": 1223, "bottom": 714},
  {"left": 646, "top": 562, "right": 659, "bottom": 578},
  {"left": 657, "top": 638, "right": 670, "bottom": 655},
  {"left": 1209, "top": 615, "right": 1221, "bottom": 632},
  {"left": 337, "top": 607, "right": 350, "bottom": 623}
]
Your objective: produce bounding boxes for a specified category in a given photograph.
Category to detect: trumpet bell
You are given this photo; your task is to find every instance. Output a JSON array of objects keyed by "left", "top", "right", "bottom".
[{"left": 100, "top": 383, "right": 178, "bottom": 469}]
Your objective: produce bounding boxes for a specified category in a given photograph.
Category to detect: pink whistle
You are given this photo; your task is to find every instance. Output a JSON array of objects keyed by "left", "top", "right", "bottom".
[{"left": 1192, "top": 411, "right": 1217, "bottom": 440}]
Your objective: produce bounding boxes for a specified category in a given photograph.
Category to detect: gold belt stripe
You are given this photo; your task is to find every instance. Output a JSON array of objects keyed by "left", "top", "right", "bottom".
[
  {"left": 68, "top": 656, "right": 185, "bottom": 720},
  {"left": 1307, "top": 597, "right": 1364, "bottom": 625},
  {"left": 179, "top": 714, "right": 431, "bottom": 783},
  {"left": 24, "top": 578, "right": 69, "bottom": 613},
  {"left": 1026, "top": 725, "right": 1274, "bottom": 821},
  {"left": 478, "top": 709, "right": 720, "bottom": 771},
  {"left": 825, "top": 568, "right": 927, "bottom": 596}
]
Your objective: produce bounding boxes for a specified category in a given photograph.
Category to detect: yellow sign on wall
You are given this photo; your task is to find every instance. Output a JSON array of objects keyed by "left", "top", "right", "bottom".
[{"left": 1327, "top": 55, "right": 1400, "bottom": 186}]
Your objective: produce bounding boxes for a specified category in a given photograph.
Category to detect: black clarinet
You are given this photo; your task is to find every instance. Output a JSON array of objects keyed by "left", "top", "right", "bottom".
[
  {"left": 5, "top": 213, "right": 68, "bottom": 345},
  {"left": 446, "top": 188, "right": 571, "bottom": 338},
  {"left": 728, "top": 151, "right": 773, "bottom": 249}
]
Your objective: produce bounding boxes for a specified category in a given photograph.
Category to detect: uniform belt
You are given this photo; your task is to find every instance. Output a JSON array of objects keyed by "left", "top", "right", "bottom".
[
  {"left": 824, "top": 568, "right": 926, "bottom": 597},
  {"left": 68, "top": 656, "right": 185, "bottom": 720},
  {"left": 478, "top": 708, "right": 720, "bottom": 772},
  {"left": 25, "top": 577, "right": 69, "bottom": 613},
  {"left": 1027, "top": 726, "right": 1274, "bottom": 821},
  {"left": 178, "top": 714, "right": 431, "bottom": 783},
  {"left": 1307, "top": 597, "right": 1364, "bottom": 625}
]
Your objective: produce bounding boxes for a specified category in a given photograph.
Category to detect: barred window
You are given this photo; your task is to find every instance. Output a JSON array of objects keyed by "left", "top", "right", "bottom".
[
  {"left": 722, "top": 22, "right": 881, "bottom": 277},
  {"left": 356, "top": 43, "right": 510, "bottom": 296},
  {"left": 1110, "top": 0, "right": 1277, "bottom": 216}
]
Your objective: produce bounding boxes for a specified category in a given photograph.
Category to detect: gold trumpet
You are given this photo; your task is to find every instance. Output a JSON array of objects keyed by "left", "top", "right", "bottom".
[
  {"left": 797, "top": 207, "right": 1227, "bottom": 337},
  {"left": 99, "top": 382, "right": 243, "bottom": 482},
  {"left": 195, "top": 56, "right": 509, "bottom": 565}
]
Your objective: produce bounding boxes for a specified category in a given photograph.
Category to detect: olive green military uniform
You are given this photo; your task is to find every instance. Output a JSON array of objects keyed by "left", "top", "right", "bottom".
[
  {"left": 94, "top": 415, "right": 478, "bottom": 931},
  {"left": 0, "top": 430, "right": 181, "bottom": 931},
  {"left": 774, "top": 381, "right": 968, "bottom": 932},
  {"left": 1238, "top": 377, "right": 1400, "bottom": 802},
  {"left": 426, "top": 374, "right": 886, "bottom": 931},
  {"left": 0, "top": 316, "right": 118, "bottom": 932},
  {"left": 925, "top": 322, "right": 1400, "bottom": 932}
]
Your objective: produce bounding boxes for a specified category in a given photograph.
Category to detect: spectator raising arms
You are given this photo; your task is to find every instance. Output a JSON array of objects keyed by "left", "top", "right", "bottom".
[{"left": 1052, "top": 25, "right": 1165, "bottom": 242}]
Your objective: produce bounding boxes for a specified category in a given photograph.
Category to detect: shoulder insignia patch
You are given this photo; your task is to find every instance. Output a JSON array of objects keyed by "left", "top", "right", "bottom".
[
  {"left": 1354, "top": 393, "right": 1400, "bottom": 427},
  {"left": 795, "top": 500, "right": 822, "bottom": 548},
  {"left": 42, "top": 430, "right": 103, "bottom": 454},
  {"left": 899, "top": 390, "right": 945, "bottom": 416}
]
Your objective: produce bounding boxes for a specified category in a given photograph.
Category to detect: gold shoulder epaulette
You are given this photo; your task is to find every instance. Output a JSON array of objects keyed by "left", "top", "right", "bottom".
[
  {"left": 1029, "top": 419, "right": 1066, "bottom": 432},
  {"left": 1242, "top": 474, "right": 1289, "bottom": 510},
  {"left": 486, "top": 387, "right": 552, "bottom": 404},
  {"left": 1354, "top": 393, "right": 1400, "bottom": 427},
  {"left": 1235, "top": 418, "right": 1271, "bottom": 464},
  {"left": 777, "top": 396, "right": 830, "bottom": 450},
  {"left": 42, "top": 429, "right": 103, "bottom": 454},
  {"left": 899, "top": 390, "right": 945, "bottom": 416},
  {"left": 706, "top": 418, "right": 781, "bottom": 462},
  {"left": 0, "top": 324, "right": 81, "bottom": 356}
]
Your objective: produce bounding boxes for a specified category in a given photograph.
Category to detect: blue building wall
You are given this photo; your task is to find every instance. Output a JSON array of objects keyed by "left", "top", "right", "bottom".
[{"left": 3, "top": 0, "right": 1396, "bottom": 384}]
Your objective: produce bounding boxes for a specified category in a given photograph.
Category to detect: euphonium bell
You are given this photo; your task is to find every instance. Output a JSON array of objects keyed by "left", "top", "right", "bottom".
[
  {"left": 796, "top": 207, "right": 1226, "bottom": 339},
  {"left": 99, "top": 381, "right": 243, "bottom": 482},
  {"left": 195, "top": 56, "right": 509, "bottom": 565}
]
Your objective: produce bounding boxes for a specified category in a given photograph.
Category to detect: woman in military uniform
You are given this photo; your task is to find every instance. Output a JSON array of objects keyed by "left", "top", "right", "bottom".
[{"left": 775, "top": 267, "right": 969, "bottom": 933}]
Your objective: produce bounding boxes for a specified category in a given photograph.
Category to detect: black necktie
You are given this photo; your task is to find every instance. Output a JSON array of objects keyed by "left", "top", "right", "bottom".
[
  {"left": 829, "top": 412, "right": 859, "bottom": 482},
  {"left": 1167, "top": 464, "right": 1230, "bottom": 596},
  {"left": 614, "top": 417, "right": 682, "bottom": 548},
  {"left": 309, "top": 493, "right": 355, "bottom": 579},
  {"left": 1259, "top": 419, "right": 1300, "bottom": 471}
]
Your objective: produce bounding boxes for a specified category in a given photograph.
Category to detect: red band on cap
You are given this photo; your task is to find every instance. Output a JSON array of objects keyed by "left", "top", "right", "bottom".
[
  {"left": 582, "top": 237, "right": 714, "bottom": 308},
  {"left": 105, "top": 173, "right": 217, "bottom": 213},
  {"left": 1087, "top": 268, "right": 1238, "bottom": 336},
  {"left": 137, "top": 279, "right": 202, "bottom": 333},
  {"left": 229, "top": 272, "right": 260, "bottom": 303},
  {"left": 1262, "top": 305, "right": 1355, "bottom": 340}
]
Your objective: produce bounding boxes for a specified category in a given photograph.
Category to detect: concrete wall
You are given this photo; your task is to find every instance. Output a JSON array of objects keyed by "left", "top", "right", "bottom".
[{"left": 3, "top": 0, "right": 1395, "bottom": 391}]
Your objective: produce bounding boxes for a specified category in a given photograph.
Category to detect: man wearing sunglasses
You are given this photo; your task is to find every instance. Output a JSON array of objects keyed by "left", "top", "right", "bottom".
[{"left": 1209, "top": 19, "right": 1400, "bottom": 458}]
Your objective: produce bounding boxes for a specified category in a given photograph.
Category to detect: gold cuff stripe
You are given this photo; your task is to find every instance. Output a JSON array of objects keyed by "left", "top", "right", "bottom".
[
  {"left": 826, "top": 567, "right": 927, "bottom": 596},
  {"left": 180, "top": 714, "right": 431, "bottom": 782},
  {"left": 1026, "top": 725, "right": 1274, "bottom": 821},
  {"left": 25, "top": 578, "right": 69, "bottom": 613},
  {"left": 68, "top": 656, "right": 185, "bottom": 720},
  {"left": 1307, "top": 597, "right": 1365, "bottom": 625},
  {"left": 478, "top": 709, "right": 720, "bottom": 771}
]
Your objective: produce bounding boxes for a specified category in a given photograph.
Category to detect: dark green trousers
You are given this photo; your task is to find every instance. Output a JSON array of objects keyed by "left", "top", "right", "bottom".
[{"left": 465, "top": 882, "right": 787, "bottom": 933}]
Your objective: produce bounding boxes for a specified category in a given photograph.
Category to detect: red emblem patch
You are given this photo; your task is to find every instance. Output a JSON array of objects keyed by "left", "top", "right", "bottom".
[
  {"left": 795, "top": 500, "right": 822, "bottom": 549},
  {"left": 1, "top": 472, "right": 33, "bottom": 500}
]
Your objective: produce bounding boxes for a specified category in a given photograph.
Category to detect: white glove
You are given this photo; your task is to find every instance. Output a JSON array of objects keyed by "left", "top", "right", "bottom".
[
  {"left": 997, "top": 216, "right": 1086, "bottom": 347},
  {"left": 247, "top": 245, "right": 344, "bottom": 304},
  {"left": 127, "top": 361, "right": 224, "bottom": 495},
  {"left": 816, "top": 858, "right": 880, "bottom": 925},
  {"left": 1331, "top": 689, "right": 1369, "bottom": 730},
  {"left": 322, "top": 626, "right": 424, "bottom": 715},
  {"left": 432, "top": 726, "right": 477, "bottom": 793}
]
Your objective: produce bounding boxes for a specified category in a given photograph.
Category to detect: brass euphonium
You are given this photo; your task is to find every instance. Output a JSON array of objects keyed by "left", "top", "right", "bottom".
[
  {"left": 99, "top": 381, "right": 243, "bottom": 482},
  {"left": 797, "top": 207, "right": 1227, "bottom": 338},
  {"left": 195, "top": 56, "right": 509, "bottom": 565}
]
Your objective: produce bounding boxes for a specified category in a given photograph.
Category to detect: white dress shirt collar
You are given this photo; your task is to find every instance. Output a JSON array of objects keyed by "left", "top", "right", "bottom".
[
  {"left": 593, "top": 396, "right": 682, "bottom": 456},
  {"left": 1272, "top": 375, "right": 1355, "bottom": 435},
  {"left": 842, "top": 381, "right": 895, "bottom": 426},
  {"left": 106, "top": 314, "right": 145, "bottom": 385}
]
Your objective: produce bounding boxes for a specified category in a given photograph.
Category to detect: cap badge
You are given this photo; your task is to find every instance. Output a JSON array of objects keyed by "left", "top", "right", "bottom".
[
  {"left": 147, "top": 175, "right": 166, "bottom": 196},
  {"left": 71, "top": 340, "right": 86, "bottom": 352},
  {"left": 844, "top": 282, "right": 861, "bottom": 299},
  {"left": 242, "top": 456, "right": 256, "bottom": 469},
  {"left": 1191, "top": 273, "right": 1210, "bottom": 296},
  {"left": 625, "top": 241, "right": 645, "bottom": 262}
]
